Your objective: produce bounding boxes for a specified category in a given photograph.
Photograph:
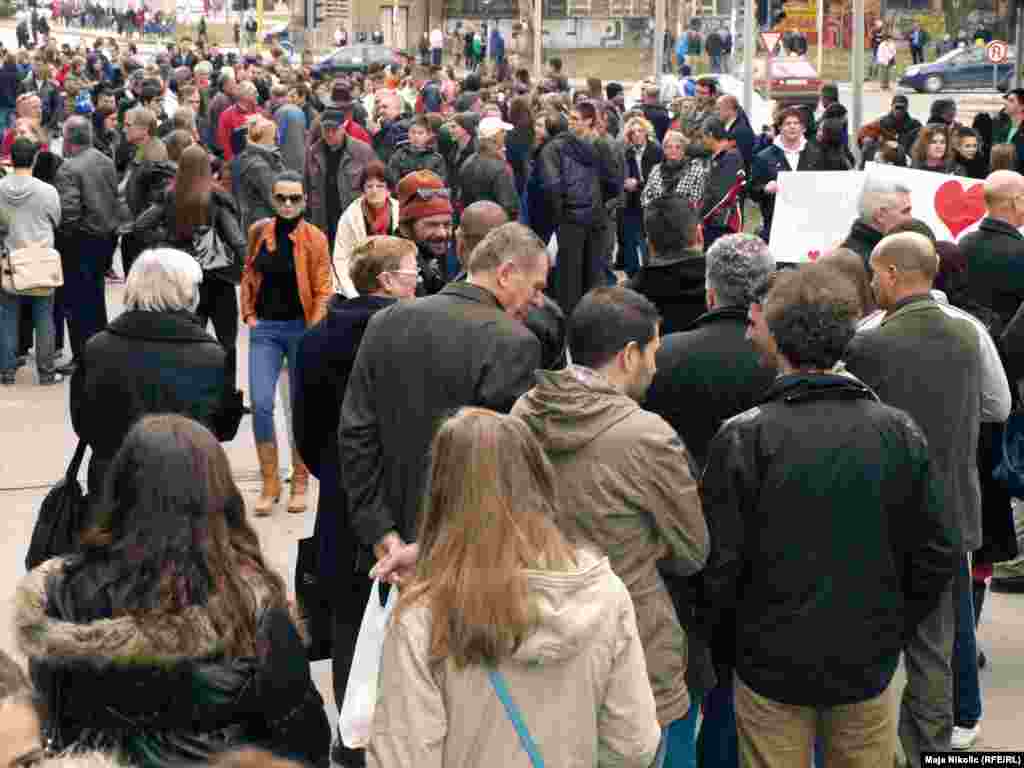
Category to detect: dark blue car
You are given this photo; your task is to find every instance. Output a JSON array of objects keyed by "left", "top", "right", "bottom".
[{"left": 899, "top": 46, "right": 1016, "bottom": 93}]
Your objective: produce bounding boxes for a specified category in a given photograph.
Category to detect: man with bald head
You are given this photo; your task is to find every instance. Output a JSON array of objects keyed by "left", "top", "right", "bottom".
[
  {"left": 845, "top": 232, "right": 979, "bottom": 764},
  {"left": 716, "top": 93, "right": 755, "bottom": 171},
  {"left": 960, "top": 170, "right": 1024, "bottom": 328}
]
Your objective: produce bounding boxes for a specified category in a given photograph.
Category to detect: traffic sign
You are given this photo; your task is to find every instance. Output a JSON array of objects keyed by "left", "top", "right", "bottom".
[
  {"left": 987, "top": 40, "right": 1009, "bottom": 65},
  {"left": 761, "top": 31, "right": 782, "bottom": 52}
]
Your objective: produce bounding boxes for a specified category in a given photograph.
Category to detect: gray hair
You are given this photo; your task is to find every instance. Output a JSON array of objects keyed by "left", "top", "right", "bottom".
[
  {"left": 124, "top": 248, "right": 203, "bottom": 313},
  {"left": 706, "top": 234, "right": 776, "bottom": 308},
  {"left": 37, "top": 752, "right": 126, "bottom": 768},
  {"left": 467, "top": 222, "right": 546, "bottom": 275},
  {"left": 63, "top": 116, "right": 93, "bottom": 152},
  {"left": 858, "top": 177, "right": 911, "bottom": 224}
]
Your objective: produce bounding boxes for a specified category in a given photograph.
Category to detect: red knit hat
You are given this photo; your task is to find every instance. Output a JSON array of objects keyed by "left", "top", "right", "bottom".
[{"left": 397, "top": 170, "right": 453, "bottom": 223}]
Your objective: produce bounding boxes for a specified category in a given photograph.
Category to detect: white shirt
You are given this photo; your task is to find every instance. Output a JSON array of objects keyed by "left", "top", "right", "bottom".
[
  {"left": 430, "top": 28, "right": 443, "bottom": 48},
  {"left": 857, "top": 290, "right": 1011, "bottom": 423}
]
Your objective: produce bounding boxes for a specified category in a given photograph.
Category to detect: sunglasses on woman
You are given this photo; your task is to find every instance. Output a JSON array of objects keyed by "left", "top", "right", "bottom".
[{"left": 274, "top": 193, "right": 304, "bottom": 205}]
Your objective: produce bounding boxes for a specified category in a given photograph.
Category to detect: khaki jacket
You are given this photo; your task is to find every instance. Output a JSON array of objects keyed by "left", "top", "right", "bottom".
[
  {"left": 241, "top": 218, "right": 333, "bottom": 327},
  {"left": 512, "top": 366, "right": 710, "bottom": 725},
  {"left": 368, "top": 549, "right": 661, "bottom": 768}
]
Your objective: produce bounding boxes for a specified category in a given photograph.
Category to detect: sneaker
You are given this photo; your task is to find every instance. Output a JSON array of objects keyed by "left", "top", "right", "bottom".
[
  {"left": 978, "top": 650, "right": 987, "bottom": 669},
  {"left": 39, "top": 373, "right": 63, "bottom": 386},
  {"left": 952, "top": 723, "right": 981, "bottom": 750}
]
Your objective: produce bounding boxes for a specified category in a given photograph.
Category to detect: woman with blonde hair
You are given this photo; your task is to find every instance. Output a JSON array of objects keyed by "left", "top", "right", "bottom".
[
  {"left": 621, "top": 115, "right": 662, "bottom": 275},
  {"left": 369, "top": 408, "right": 660, "bottom": 768},
  {"left": 641, "top": 129, "right": 707, "bottom": 210}
]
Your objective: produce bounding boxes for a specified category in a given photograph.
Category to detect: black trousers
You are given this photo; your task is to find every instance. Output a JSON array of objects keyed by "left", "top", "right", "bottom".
[
  {"left": 911, "top": 45, "right": 924, "bottom": 64},
  {"left": 196, "top": 278, "right": 239, "bottom": 393},
  {"left": 59, "top": 232, "right": 114, "bottom": 361},
  {"left": 551, "top": 220, "right": 611, "bottom": 317}
]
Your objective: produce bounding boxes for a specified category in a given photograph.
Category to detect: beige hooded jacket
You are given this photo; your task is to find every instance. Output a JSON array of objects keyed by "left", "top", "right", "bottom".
[
  {"left": 367, "top": 549, "right": 661, "bottom": 768},
  {"left": 512, "top": 366, "right": 710, "bottom": 726}
]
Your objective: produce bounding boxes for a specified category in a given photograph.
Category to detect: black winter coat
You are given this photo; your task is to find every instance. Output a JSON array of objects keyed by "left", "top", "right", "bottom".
[
  {"left": 135, "top": 190, "right": 248, "bottom": 284},
  {"left": 17, "top": 557, "right": 330, "bottom": 768},
  {"left": 960, "top": 217, "right": 1024, "bottom": 330},
  {"left": 458, "top": 151, "right": 519, "bottom": 220},
  {"left": 623, "top": 141, "right": 663, "bottom": 211},
  {"left": 70, "top": 311, "right": 232, "bottom": 495},
  {"left": 339, "top": 282, "right": 541, "bottom": 549},
  {"left": 626, "top": 253, "right": 708, "bottom": 336},
  {"left": 538, "top": 132, "right": 604, "bottom": 227},
  {"left": 641, "top": 103, "right": 672, "bottom": 143},
  {"left": 700, "top": 373, "right": 955, "bottom": 706},
  {"left": 387, "top": 143, "right": 448, "bottom": 185},
  {"left": 294, "top": 294, "right": 395, "bottom": 585},
  {"left": 841, "top": 219, "right": 885, "bottom": 270},
  {"left": 725, "top": 110, "right": 756, "bottom": 171}
]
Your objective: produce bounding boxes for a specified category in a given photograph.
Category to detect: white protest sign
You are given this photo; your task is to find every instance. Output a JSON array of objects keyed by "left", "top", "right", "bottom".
[
  {"left": 768, "top": 171, "right": 866, "bottom": 262},
  {"left": 863, "top": 163, "right": 987, "bottom": 243},
  {"left": 768, "top": 164, "right": 989, "bottom": 262}
]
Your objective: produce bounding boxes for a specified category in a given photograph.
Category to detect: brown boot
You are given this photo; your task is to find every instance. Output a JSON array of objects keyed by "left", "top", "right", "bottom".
[
  {"left": 287, "top": 460, "right": 309, "bottom": 514},
  {"left": 254, "top": 442, "right": 282, "bottom": 516}
]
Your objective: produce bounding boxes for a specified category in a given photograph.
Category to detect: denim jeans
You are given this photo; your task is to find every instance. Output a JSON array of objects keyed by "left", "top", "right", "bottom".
[
  {"left": 0, "top": 290, "right": 56, "bottom": 377},
  {"left": 953, "top": 553, "right": 982, "bottom": 728},
  {"left": 655, "top": 697, "right": 700, "bottom": 768},
  {"left": 249, "top": 318, "right": 305, "bottom": 443},
  {"left": 698, "top": 678, "right": 739, "bottom": 767},
  {"left": 621, "top": 207, "right": 647, "bottom": 277}
]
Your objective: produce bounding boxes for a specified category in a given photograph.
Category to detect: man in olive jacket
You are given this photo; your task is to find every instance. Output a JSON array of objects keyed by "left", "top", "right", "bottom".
[
  {"left": 339, "top": 223, "right": 547, "bottom": 567},
  {"left": 845, "top": 232, "right": 980, "bottom": 764}
]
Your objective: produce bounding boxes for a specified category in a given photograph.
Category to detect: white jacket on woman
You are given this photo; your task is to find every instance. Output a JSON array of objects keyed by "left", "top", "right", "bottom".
[{"left": 332, "top": 195, "right": 401, "bottom": 297}]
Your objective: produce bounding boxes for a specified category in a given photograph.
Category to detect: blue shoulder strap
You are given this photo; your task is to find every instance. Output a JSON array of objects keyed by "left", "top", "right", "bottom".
[{"left": 487, "top": 668, "right": 545, "bottom": 768}]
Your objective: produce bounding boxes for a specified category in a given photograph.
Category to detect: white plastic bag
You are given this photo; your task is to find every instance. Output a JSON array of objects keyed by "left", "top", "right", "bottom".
[
  {"left": 546, "top": 232, "right": 558, "bottom": 267},
  {"left": 338, "top": 579, "right": 397, "bottom": 748}
]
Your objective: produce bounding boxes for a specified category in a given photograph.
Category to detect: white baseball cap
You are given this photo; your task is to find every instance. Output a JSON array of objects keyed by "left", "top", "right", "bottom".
[{"left": 478, "top": 115, "right": 513, "bottom": 139}]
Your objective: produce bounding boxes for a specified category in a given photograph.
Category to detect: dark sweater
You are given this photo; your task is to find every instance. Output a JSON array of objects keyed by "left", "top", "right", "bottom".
[{"left": 255, "top": 218, "right": 303, "bottom": 321}]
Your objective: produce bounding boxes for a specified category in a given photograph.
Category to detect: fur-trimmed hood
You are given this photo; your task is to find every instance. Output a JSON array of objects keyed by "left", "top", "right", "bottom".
[{"left": 16, "top": 558, "right": 271, "bottom": 665}]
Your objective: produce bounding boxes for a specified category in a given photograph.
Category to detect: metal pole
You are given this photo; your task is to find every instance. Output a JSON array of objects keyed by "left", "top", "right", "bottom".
[
  {"left": 743, "top": 0, "right": 754, "bottom": 117},
  {"left": 817, "top": 0, "right": 823, "bottom": 76},
  {"left": 393, "top": 0, "right": 399, "bottom": 47},
  {"left": 851, "top": 0, "right": 864, "bottom": 157},
  {"left": 655, "top": 0, "right": 665, "bottom": 84},
  {"left": 533, "top": 0, "right": 542, "bottom": 80},
  {"left": 1016, "top": 3, "right": 1024, "bottom": 90}
]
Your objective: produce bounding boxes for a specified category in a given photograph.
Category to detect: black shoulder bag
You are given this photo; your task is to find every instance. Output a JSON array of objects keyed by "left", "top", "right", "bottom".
[{"left": 25, "top": 441, "right": 89, "bottom": 571}]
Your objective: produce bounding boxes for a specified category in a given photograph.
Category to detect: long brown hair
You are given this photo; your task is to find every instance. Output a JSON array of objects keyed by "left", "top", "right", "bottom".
[
  {"left": 398, "top": 408, "right": 576, "bottom": 668},
  {"left": 81, "top": 415, "right": 287, "bottom": 658},
  {"left": 990, "top": 143, "right": 1017, "bottom": 172},
  {"left": 176, "top": 144, "right": 212, "bottom": 241},
  {"left": 911, "top": 123, "right": 951, "bottom": 168}
]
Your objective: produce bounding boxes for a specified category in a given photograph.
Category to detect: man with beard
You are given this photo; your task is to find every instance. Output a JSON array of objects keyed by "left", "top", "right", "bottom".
[
  {"left": 680, "top": 77, "right": 719, "bottom": 139},
  {"left": 340, "top": 222, "right": 548, "bottom": 580},
  {"left": 396, "top": 170, "right": 453, "bottom": 295}
]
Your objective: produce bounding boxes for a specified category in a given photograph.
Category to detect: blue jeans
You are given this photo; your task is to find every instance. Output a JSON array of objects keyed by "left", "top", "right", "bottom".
[
  {"left": 655, "top": 696, "right": 701, "bottom": 768},
  {"left": 698, "top": 678, "right": 738, "bottom": 767},
  {"left": 249, "top": 318, "right": 304, "bottom": 443},
  {"left": 621, "top": 207, "right": 647, "bottom": 277},
  {"left": 953, "top": 553, "right": 982, "bottom": 728},
  {"left": 0, "top": 290, "right": 56, "bottom": 377}
]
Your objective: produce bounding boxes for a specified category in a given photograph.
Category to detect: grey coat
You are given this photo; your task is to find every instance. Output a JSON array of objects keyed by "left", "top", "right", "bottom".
[
  {"left": 304, "top": 136, "right": 376, "bottom": 237},
  {"left": 845, "top": 294, "right": 983, "bottom": 553},
  {"left": 236, "top": 143, "right": 285, "bottom": 234}
]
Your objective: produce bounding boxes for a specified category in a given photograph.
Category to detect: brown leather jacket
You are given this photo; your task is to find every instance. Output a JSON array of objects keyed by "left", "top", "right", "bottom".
[{"left": 241, "top": 218, "right": 333, "bottom": 327}]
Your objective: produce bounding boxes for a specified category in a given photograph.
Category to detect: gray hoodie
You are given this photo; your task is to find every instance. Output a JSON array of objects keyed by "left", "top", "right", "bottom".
[{"left": 0, "top": 174, "right": 61, "bottom": 250}]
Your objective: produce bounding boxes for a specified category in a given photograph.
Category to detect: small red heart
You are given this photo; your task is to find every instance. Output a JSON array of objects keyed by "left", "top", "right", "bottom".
[
  {"left": 934, "top": 180, "right": 987, "bottom": 239},
  {"left": 808, "top": 250, "right": 820, "bottom": 261}
]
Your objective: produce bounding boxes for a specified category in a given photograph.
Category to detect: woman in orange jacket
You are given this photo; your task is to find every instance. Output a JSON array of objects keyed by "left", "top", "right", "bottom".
[{"left": 241, "top": 169, "right": 333, "bottom": 516}]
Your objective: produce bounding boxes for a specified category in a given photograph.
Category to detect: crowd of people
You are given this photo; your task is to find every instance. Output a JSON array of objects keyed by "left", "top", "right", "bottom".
[{"left": 0, "top": 26, "right": 1023, "bottom": 768}]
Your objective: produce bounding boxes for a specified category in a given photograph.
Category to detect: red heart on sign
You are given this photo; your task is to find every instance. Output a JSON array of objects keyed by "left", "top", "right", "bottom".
[
  {"left": 934, "top": 180, "right": 987, "bottom": 239},
  {"left": 808, "top": 250, "right": 820, "bottom": 262}
]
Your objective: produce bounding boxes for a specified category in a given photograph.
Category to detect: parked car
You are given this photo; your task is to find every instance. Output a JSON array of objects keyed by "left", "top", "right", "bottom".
[
  {"left": 900, "top": 45, "right": 1016, "bottom": 93},
  {"left": 748, "top": 55, "right": 823, "bottom": 110},
  {"left": 311, "top": 45, "right": 411, "bottom": 78}
]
